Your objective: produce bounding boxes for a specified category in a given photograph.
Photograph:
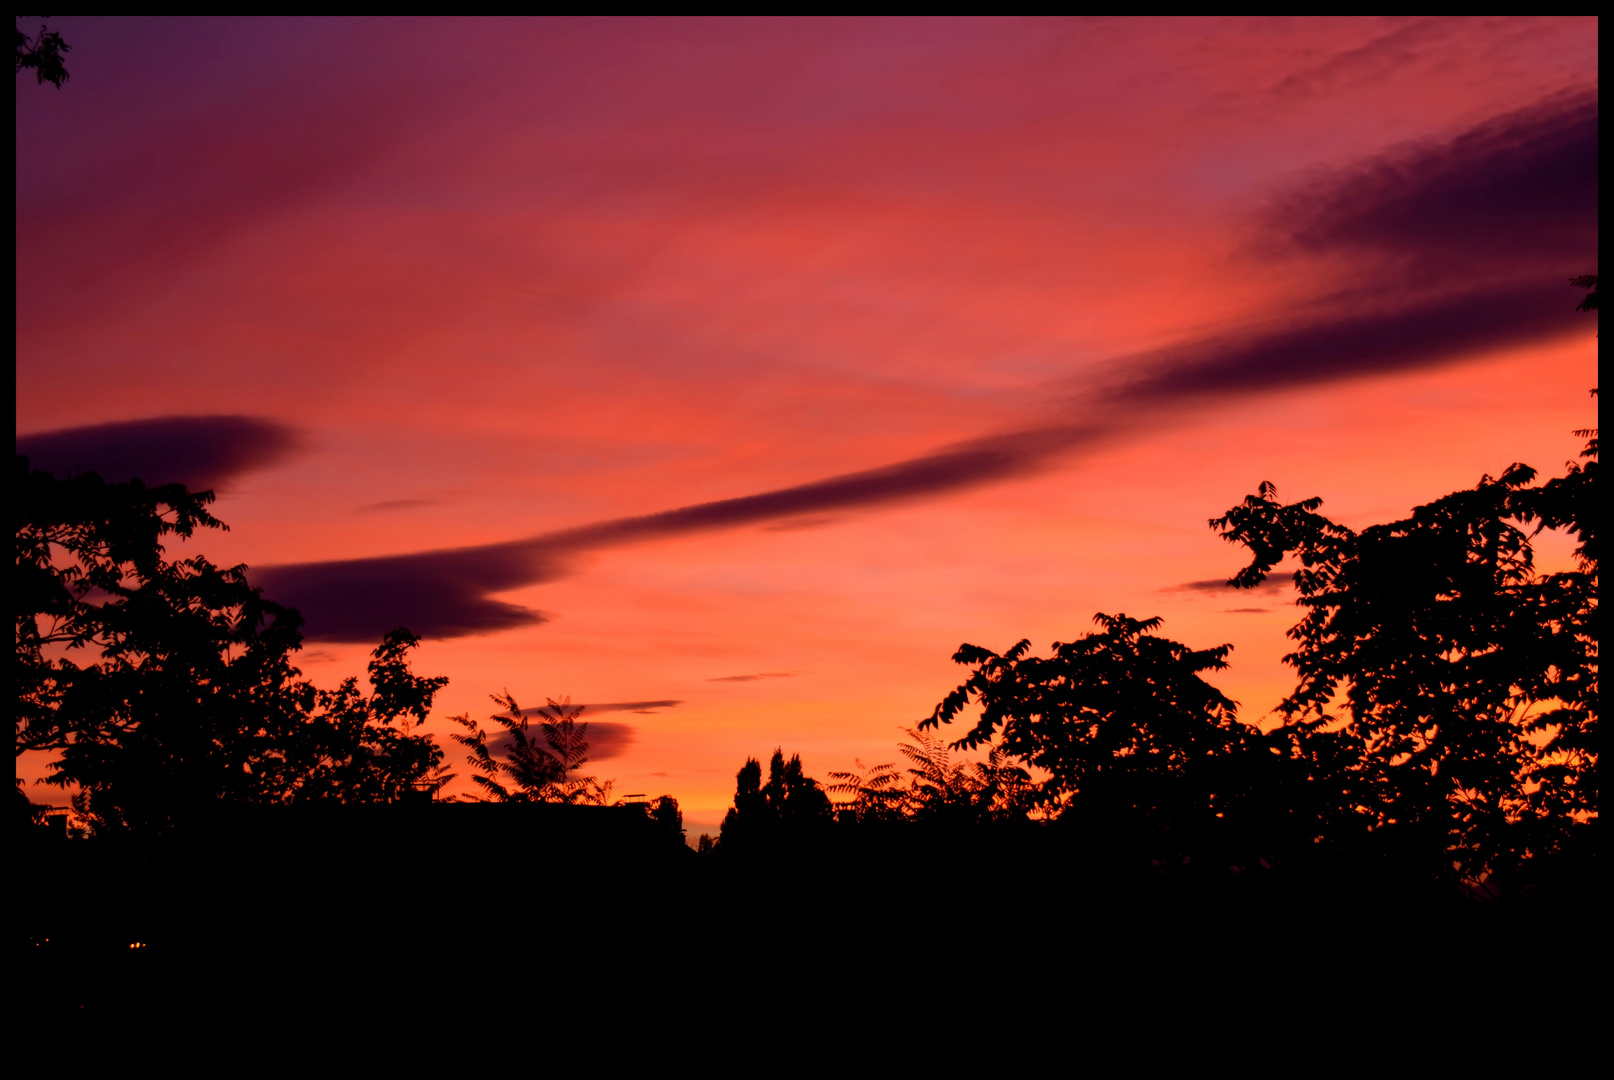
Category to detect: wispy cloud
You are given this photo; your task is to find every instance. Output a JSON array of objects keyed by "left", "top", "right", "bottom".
[
  {"left": 68, "top": 93, "right": 1595, "bottom": 644},
  {"left": 487, "top": 720, "right": 637, "bottom": 762},
  {"left": 259, "top": 282, "right": 1589, "bottom": 643},
  {"left": 1165, "top": 577, "right": 1290, "bottom": 595},
  {"left": 503, "top": 700, "right": 682, "bottom": 717},
  {"left": 1265, "top": 88, "right": 1597, "bottom": 279},
  {"left": 475, "top": 701, "right": 684, "bottom": 764},
  {"left": 1114, "top": 280, "right": 1583, "bottom": 405},
  {"left": 358, "top": 498, "right": 440, "bottom": 514},
  {"left": 760, "top": 516, "right": 839, "bottom": 532},
  {"left": 254, "top": 545, "right": 561, "bottom": 642},
  {"left": 256, "top": 425, "right": 1111, "bottom": 640},
  {"left": 571, "top": 700, "right": 683, "bottom": 714},
  {"left": 1270, "top": 18, "right": 1468, "bottom": 99},
  {"left": 707, "top": 673, "right": 796, "bottom": 683},
  {"left": 16, "top": 414, "right": 297, "bottom": 491}
]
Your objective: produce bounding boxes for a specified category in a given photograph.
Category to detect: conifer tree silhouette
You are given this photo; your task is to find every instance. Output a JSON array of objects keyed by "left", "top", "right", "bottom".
[{"left": 717, "top": 748, "right": 831, "bottom": 849}]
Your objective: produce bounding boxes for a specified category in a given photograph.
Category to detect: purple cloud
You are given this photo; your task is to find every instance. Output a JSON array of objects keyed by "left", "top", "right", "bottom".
[
  {"left": 567, "top": 700, "right": 682, "bottom": 715},
  {"left": 259, "top": 425, "right": 1109, "bottom": 641},
  {"left": 1165, "top": 577, "right": 1291, "bottom": 595},
  {"left": 254, "top": 94, "right": 1596, "bottom": 642},
  {"left": 487, "top": 720, "right": 636, "bottom": 762},
  {"left": 253, "top": 542, "right": 561, "bottom": 642},
  {"left": 1267, "top": 89, "right": 1596, "bottom": 280},
  {"left": 1116, "top": 281, "right": 1583, "bottom": 404},
  {"left": 16, "top": 414, "right": 296, "bottom": 491}
]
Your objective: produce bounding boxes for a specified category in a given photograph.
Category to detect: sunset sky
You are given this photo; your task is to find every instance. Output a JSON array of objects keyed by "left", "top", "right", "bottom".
[{"left": 16, "top": 17, "right": 1598, "bottom": 834}]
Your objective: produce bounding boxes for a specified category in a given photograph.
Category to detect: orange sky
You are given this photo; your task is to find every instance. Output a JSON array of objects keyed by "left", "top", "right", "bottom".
[{"left": 15, "top": 17, "right": 1598, "bottom": 834}]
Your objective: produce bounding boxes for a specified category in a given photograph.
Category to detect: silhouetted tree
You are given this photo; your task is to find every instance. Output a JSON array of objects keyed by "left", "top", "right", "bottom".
[
  {"left": 450, "top": 693, "right": 614, "bottom": 805},
  {"left": 898, "top": 725, "right": 1034, "bottom": 823},
  {"left": 718, "top": 748, "right": 831, "bottom": 849},
  {"left": 924, "top": 614, "right": 1291, "bottom": 864},
  {"left": 281, "top": 629, "right": 450, "bottom": 804},
  {"left": 904, "top": 277, "right": 1597, "bottom": 886},
  {"left": 1211, "top": 387, "right": 1597, "bottom": 882},
  {"left": 931, "top": 617, "right": 1237, "bottom": 792},
  {"left": 17, "top": 459, "right": 224, "bottom": 763},
  {"left": 895, "top": 725, "right": 973, "bottom": 817},
  {"left": 762, "top": 747, "right": 833, "bottom": 822},
  {"left": 53, "top": 626, "right": 448, "bottom": 833},
  {"left": 652, "top": 794, "right": 685, "bottom": 842},
  {"left": 16, "top": 457, "right": 450, "bottom": 833},
  {"left": 716, "top": 756, "right": 765, "bottom": 848},
  {"left": 15, "top": 17, "right": 69, "bottom": 88}
]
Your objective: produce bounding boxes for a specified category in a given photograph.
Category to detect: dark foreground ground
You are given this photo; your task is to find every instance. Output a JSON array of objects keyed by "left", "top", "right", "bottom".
[{"left": 18, "top": 804, "right": 1596, "bottom": 1034}]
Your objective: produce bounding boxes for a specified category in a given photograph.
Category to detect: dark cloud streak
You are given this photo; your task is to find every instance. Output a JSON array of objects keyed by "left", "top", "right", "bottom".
[
  {"left": 1118, "top": 281, "right": 1582, "bottom": 403},
  {"left": 254, "top": 545, "right": 563, "bottom": 642},
  {"left": 265, "top": 284, "right": 1589, "bottom": 641},
  {"left": 567, "top": 701, "right": 682, "bottom": 714},
  {"left": 17, "top": 414, "right": 296, "bottom": 491},
  {"left": 1122, "top": 91, "right": 1595, "bottom": 403},
  {"left": 260, "top": 426, "right": 1111, "bottom": 641},
  {"left": 1268, "top": 89, "right": 1596, "bottom": 277},
  {"left": 358, "top": 498, "right": 440, "bottom": 513},
  {"left": 244, "top": 93, "right": 1600, "bottom": 642},
  {"left": 1166, "top": 577, "right": 1290, "bottom": 595},
  {"left": 487, "top": 720, "right": 636, "bottom": 762}
]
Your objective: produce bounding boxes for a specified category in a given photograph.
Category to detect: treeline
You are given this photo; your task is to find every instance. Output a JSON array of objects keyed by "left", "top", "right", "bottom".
[
  {"left": 15, "top": 461, "right": 687, "bottom": 837},
  {"left": 702, "top": 279, "right": 1597, "bottom": 898},
  {"left": 15, "top": 279, "right": 1597, "bottom": 906},
  {"left": 17, "top": 466, "right": 452, "bottom": 831}
]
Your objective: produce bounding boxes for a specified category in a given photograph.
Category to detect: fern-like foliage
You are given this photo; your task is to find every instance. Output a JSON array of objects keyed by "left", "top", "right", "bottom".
[
  {"left": 1570, "top": 273, "right": 1597, "bottom": 312},
  {"left": 829, "top": 727, "right": 1037, "bottom": 824},
  {"left": 448, "top": 692, "right": 612, "bottom": 804},
  {"left": 827, "top": 758, "right": 904, "bottom": 820},
  {"left": 898, "top": 724, "right": 966, "bottom": 810}
]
